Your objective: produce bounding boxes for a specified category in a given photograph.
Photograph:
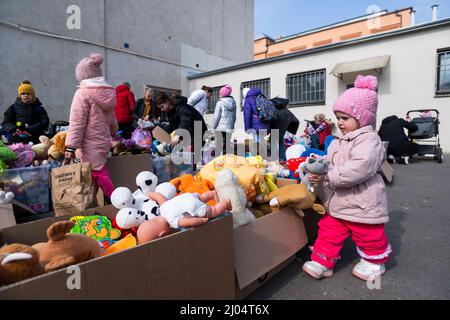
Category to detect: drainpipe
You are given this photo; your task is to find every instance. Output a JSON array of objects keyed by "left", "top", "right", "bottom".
[
  {"left": 432, "top": 4, "right": 439, "bottom": 21},
  {"left": 395, "top": 10, "right": 403, "bottom": 28},
  {"left": 410, "top": 9, "right": 416, "bottom": 26}
]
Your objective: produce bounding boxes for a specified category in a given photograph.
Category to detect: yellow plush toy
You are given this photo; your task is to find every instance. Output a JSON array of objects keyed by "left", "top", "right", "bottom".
[
  {"left": 196, "top": 154, "right": 267, "bottom": 203},
  {"left": 31, "top": 136, "right": 52, "bottom": 160},
  {"left": 256, "top": 183, "right": 326, "bottom": 215},
  {"left": 48, "top": 131, "right": 67, "bottom": 161}
]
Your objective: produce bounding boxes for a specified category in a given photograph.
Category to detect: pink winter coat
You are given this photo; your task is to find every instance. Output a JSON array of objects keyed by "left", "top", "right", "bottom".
[
  {"left": 319, "top": 125, "right": 389, "bottom": 224},
  {"left": 66, "top": 77, "right": 118, "bottom": 171}
]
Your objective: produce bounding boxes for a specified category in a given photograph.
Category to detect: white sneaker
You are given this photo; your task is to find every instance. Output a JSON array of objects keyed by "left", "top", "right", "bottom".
[
  {"left": 402, "top": 156, "right": 409, "bottom": 165},
  {"left": 388, "top": 155, "right": 396, "bottom": 163},
  {"left": 302, "top": 261, "right": 333, "bottom": 279},
  {"left": 352, "top": 258, "right": 386, "bottom": 281}
]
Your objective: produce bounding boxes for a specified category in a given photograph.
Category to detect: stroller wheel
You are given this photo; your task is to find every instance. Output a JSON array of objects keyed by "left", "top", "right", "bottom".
[{"left": 435, "top": 148, "right": 443, "bottom": 163}]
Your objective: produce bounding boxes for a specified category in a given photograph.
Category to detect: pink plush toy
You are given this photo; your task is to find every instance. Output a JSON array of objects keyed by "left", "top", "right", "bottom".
[{"left": 7, "top": 143, "right": 35, "bottom": 168}]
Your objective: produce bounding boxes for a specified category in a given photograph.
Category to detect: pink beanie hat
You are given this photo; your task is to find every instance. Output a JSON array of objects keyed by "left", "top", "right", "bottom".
[
  {"left": 333, "top": 75, "right": 378, "bottom": 128},
  {"left": 219, "top": 84, "right": 232, "bottom": 97},
  {"left": 75, "top": 53, "right": 104, "bottom": 82}
]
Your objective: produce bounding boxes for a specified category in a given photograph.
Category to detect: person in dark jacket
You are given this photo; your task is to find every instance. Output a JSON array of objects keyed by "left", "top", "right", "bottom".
[
  {"left": 378, "top": 115, "right": 419, "bottom": 164},
  {"left": 270, "top": 98, "right": 300, "bottom": 161},
  {"left": 132, "top": 86, "right": 161, "bottom": 130},
  {"left": 154, "top": 91, "right": 208, "bottom": 153},
  {"left": 243, "top": 88, "right": 270, "bottom": 144},
  {"left": 114, "top": 82, "right": 135, "bottom": 138},
  {"left": 1, "top": 80, "right": 49, "bottom": 144}
]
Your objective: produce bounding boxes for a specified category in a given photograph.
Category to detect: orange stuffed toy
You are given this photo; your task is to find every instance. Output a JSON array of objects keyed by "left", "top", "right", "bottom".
[{"left": 170, "top": 174, "right": 216, "bottom": 206}]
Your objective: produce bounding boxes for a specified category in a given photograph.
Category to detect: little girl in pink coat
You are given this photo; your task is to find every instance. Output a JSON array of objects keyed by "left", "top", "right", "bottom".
[
  {"left": 65, "top": 53, "right": 118, "bottom": 199},
  {"left": 303, "top": 75, "right": 392, "bottom": 281}
]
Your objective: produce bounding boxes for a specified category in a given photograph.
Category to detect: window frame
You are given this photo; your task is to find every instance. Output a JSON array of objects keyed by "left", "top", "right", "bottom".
[
  {"left": 436, "top": 48, "right": 450, "bottom": 96},
  {"left": 206, "top": 85, "right": 224, "bottom": 114},
  {"left": 285, "top": 69, "right": 326, "bottom": 107},
  {"left": 240, "top": 78, "right": 271, "bottom": 105}
]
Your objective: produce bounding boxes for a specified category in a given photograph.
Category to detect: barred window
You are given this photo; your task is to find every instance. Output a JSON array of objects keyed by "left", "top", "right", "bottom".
[
  {"left": 286, "top": 70, "right": 326, "bottom": 105},
  {"left": 437, "top": 49, "right": 450, "bottom": 95},
  {"left": 240, "top": 78, "right": 271, "bottom": 104},
  {"left": 206, "top": 86, "right": 224, "bottom": 114}
]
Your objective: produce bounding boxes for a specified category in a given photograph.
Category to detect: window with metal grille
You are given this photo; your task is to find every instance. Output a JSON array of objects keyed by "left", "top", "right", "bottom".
[
  {"left": 437, "top": 49, "right": 450, "bottom": 95},
  {"left": 286, "top": 70, "right": 326, "bottom": 105},
  {"left": 206, "top": 86, "right": 224, "bottom": 114},
  {"left": 240, "top": 78, "right": 271, "bottom": 106}
]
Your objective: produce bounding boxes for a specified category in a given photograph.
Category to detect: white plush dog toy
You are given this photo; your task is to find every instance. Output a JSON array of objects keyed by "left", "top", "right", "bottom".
[
  {"left": 115, "top": 200, "right": 160, "bottom": 229},
  {"left": 214, "top": 169, "right": 255, "bottom": 228},
  {"left": 111, "top": 187, "right": 146, "bottom": 210},
  {"left": 0, "top": 189, "right": 15, "bottom": 205},
  {"left": 134, "top": 171, "right": 158, "bottom": 199}
]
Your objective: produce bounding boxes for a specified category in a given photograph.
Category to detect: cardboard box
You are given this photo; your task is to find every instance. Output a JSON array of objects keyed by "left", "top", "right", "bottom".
[
  {"left": 380, "top": 160, "right": 394, "bottom": 183},
  {"left": 106, "top": 153, "right": 154, "bottom": 190},
  {"left": 0, "top": 205, "right": 235, "bottom": 299},
  {"left": 0, "top": 178, "right": 310, "bottom": 300},
  {"left": 152, "top": 125, "right": 171, "bottom": 144}
]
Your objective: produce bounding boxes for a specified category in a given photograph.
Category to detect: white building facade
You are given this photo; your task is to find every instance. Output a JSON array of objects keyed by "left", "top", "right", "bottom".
[{"left": 188, "top": 19, "right": 450, "bottom": 152}]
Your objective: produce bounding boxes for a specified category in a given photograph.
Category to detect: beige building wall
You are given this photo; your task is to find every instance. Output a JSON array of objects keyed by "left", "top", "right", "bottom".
[
  {"left": 190, "top": 24, "right": 450, "bottom": 151},
  {"left": 254, "top": 8, "right": 412, "bottom": 60}
]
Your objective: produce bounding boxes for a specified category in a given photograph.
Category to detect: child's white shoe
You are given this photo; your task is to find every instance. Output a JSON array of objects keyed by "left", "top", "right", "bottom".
[
  {"left": 352, "top": 258, "right": 385, "bottom": 281},
  {"left": 302, "top": 261, "right": 333, "bottom": 279}
]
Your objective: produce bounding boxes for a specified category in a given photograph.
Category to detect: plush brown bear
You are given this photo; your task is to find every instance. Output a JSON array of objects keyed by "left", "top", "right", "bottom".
[{"left": 0, "top": 243, "right": 43, "bottom": 286}]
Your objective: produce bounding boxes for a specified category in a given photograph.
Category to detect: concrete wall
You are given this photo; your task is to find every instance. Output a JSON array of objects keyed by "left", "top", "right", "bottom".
[
  {"left": 0, "top": 0, "right": 253, "bottom": 122},
  {"left": 189, "top": 24, "right": 450, "bottom": 151}
]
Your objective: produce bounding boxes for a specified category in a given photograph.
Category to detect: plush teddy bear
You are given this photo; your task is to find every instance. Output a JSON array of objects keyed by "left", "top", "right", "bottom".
[
  {"left": 298, "top": 155, "right": 329, "bottom": 193},
  {"left": 214, "top": 169, "right": 255, "bottom": 228},
  {"left": 31, "top": 136, "right": 52, "bottom": 160},
  {"left": 170, "top": 174, "right": 216, "bottom": 206},
  {"left": 47, "top": 131, "right": 67, "bottom": 161},
  {"left": 32, "top": 220, "right": 101, "bottom": 272},
  {"left": 0, "top": 243, "right": 43, "bottom": 286},
  {"left": 256, "top": 183, "right": 326, "bottom": 215}
]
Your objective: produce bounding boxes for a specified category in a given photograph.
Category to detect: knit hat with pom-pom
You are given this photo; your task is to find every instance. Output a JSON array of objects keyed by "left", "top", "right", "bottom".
[
  {"left": 333, "top": 75, "right": 378, "bottom": 128},
  {"left": 75, "top": 53, "right": 104, "bottom": 82}
]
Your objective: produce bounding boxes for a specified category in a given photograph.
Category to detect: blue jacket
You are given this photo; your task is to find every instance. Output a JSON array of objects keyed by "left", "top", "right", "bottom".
[{"left": 243, "top": 88, "right": 270, "bottom": 132}]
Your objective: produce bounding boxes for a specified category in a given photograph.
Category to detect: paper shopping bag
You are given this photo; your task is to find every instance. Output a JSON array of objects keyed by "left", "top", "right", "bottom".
[{"left": 51, "top": 162, "right": 97, "bottom": 217}]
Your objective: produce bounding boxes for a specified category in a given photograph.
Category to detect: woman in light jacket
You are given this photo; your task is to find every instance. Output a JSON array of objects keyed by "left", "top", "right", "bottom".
[{"left": 212, "top": 85, "right": 236, "bottom": 153}]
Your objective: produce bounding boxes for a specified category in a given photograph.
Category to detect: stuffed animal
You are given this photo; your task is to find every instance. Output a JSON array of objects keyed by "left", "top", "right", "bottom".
[
  {"left": 256, "top": 183, "right": 326, "bottom": 215},
  {"left": 31, "top": 136, "right": 52, "bottom": 160},
  {"left": 32, "top": 220, "right": 101, "bottom": 272},
  {"left": 0, "top": 141, "right": 17, "bottom": 173},
  {"left": 285, "top": 144, "right": 307, "bottom": 160},
  {"left": 266, "top": 161, "right": 290, "bottom": 178},
  {"left": 298, "top": 155, "right": 329, "bottom": 193},
  {"left": 148, "top": 191, "right": 232, "bottom": 229},
  {"left": 0, "top": 189, "right": 14, "bottom": 205},
  {"left": 111, "top": 187, "right": 147, "bottom": 210},
  {"left": 115, "top": 200, "right": 160, "bottom": 229},
  {"left": 133, "top": 171, "right": 158, "bottom": 200},
  {"left": 170, "top": 174, "right": 216, "bottom": 206},
  {"left": 70, "top": 215, "right": 121, "bottom": 242},
  {"left": 101, "top": 234, "right": 137, "bottom": 256},
  {"left": 48, "top": 131, "right": 67, "bottom": 161},
  {"left": 7, "top": 143, "right": 35, "bottom": 168},
  {"left": 214, "top": 169, "right": 255, "bottom": 228},
  {"left": 196, "top": 154, "right": 266, "bottom": 203},
  {"left": 0, "top": 244, "right": 43, "bottom": 286},
  {"left": 155, "top": 182, "right": 177, "bottom": 200},
  {"left": 285, "top": 157, "right": 307, "bottom": 179}
]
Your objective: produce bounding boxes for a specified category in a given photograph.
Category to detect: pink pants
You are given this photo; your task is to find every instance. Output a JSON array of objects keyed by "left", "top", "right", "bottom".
[
  {"left": 311, "top": 214, "right": 392, "bottom": 269},
  {"left": 92, "top": 165, "right": 115, "bottom": 199}
]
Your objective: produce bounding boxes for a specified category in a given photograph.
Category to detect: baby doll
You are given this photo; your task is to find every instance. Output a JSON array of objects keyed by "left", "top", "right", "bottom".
[{"left": 148, "top": 191, "right": 232, "bottom": 229}]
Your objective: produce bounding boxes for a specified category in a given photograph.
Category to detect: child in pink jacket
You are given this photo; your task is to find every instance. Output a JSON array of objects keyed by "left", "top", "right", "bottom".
[
  {"left": 303, "top": 75, "right": 392, "bottom": 281},
  {"left": 65, "top": 53, "right": 118, "bottom": 199}
]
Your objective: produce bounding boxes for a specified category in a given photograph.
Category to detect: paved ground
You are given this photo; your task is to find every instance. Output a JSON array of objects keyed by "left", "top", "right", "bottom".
[{"left": 248, "top": 155, "right": 450, "bottom": 300}]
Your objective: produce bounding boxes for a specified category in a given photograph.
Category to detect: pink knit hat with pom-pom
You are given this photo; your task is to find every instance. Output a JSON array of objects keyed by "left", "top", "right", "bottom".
[
  {"left": 333, "top": 75, "right": 378, "bottom": 128},
  {"left": 75, "top": 53, "right": 104, "bottom": 82},
  {"left": 219, "top": 84, "right": 232, "bottom": 97}
]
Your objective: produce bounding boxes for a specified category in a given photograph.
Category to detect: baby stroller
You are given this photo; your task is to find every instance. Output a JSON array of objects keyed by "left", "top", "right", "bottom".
[{"left": 407, "top": 109, "right": 442, "bottom": 163}]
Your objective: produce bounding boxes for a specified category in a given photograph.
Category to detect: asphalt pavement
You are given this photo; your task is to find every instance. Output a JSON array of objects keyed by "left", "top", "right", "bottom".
[{"left": 248, "top": 155, "right": 450, "bottom": 300}]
